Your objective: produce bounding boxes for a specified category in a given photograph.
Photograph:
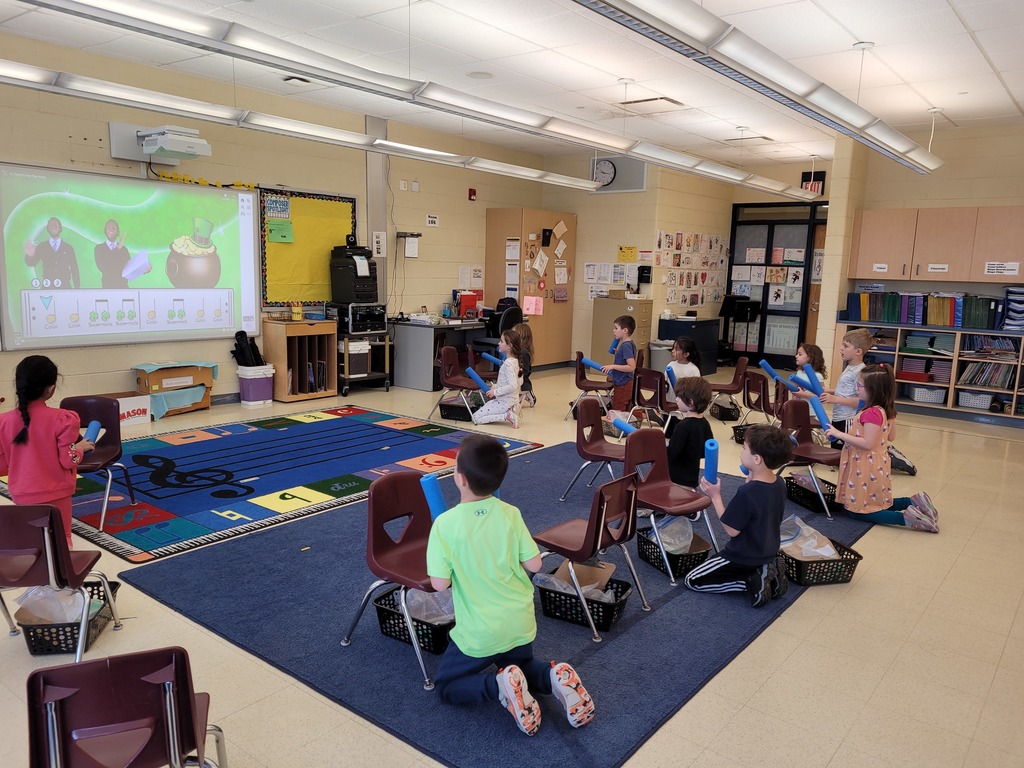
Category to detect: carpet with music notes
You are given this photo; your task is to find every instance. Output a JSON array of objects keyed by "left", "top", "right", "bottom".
[{"left": 53, "top": 405, "right": 539, "bottom": 562}]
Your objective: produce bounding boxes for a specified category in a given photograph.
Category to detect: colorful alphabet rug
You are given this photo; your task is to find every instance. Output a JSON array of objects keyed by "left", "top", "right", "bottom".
[{"left": 2, "top": 405, "right": 539, "bottom": 562}]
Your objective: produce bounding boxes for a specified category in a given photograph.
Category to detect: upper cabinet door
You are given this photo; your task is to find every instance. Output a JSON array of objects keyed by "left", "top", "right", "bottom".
[
  {"left": 849, "top": 209, "right": 918, "bottom": 280},
  {"left": 971, "top": 206, "right": 1024, "bottom": 283},
  {"left": 911, "top": 207, "right": 978, "bottom": 282}
]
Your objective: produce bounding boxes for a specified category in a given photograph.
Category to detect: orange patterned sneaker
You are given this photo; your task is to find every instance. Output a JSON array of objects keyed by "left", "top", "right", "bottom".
[
  {"left": 497, "top": 665, "right": 541, "bottom": 735},
  {"left": 549, "top": 661, "right": 595, "bottom": 728}
]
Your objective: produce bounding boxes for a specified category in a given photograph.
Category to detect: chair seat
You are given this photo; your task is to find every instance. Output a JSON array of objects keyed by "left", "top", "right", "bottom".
[
  {"left": 533, "top": 519, "right": 589, "bottom": 556},
  {"left": 67, "top": 550, "right": 103, "bottom": 586},
  {"left": 578, "top": 379, "right": 612, "bottom": 393},
  {"left": 77, "top": 446, "right": 122, "bottom": 473},
  {"left": 792, "top": 445, "right": 841, "bottom": 466},
  {"left": 637, "top": 481, "right": 710, "bottom": 517},
  {"left": 374, "top": 545, "right": 431, "bottom": 591}
]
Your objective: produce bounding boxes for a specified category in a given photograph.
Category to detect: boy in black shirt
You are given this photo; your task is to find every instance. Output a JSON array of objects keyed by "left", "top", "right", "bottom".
[
  {"left": 667, "top": 376, "right": 714, "bottom": 488},
  {"left": 685, "top": 424, "right": 793, "bottom": 607}
]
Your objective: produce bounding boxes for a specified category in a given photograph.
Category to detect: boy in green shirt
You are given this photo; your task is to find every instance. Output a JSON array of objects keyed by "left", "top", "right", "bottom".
[{"left": 427, "top": 434, "right": 595, "bottom": 735}]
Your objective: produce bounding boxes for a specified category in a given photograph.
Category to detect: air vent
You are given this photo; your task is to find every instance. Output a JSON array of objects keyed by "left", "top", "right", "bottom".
[{"left": 723, "top": 135, "right": 774, "bottom": 146}]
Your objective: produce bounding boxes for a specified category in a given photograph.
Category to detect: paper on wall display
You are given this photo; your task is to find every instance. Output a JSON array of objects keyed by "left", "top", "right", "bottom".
[
  {"left": 553, "top": 286, "right": 569, "bottom": 302},
  {"left": 471, "top": 267, "right": 483, "bottom": 288},
  {"left": 458, "top": 265, "right": 472, "bottom": 290},
  {"left": 612, "top": 264, "right": 626, "bottom": 284},
  {"left": 553, "top": 239, "right": 567, "bottom": 258},
  {"left": 505, "top": 285, "right": 518, "bottom": 301},
  {"left": 267, "top": 220, "right": 294, "bottom": 242},
  {"left": 597, "top": 263, "right": 614, "bottom": 284},
  {"left": 638, "top": 250, "right": 653, "bottom": 264},
  {"left": 533, "top": 249, "right": 549, "bottom": 276},
  {"left": 554, "top": 267, "right": 568, "bottom": 285},
  {"left": 404, "top": 237, "right": 418, "bottom": 258},
  {"left": 732, "top": 265, "right": 751, "bottom": 281},
  {"left": 552, "top": 220, "right": 568, "bottom": 239},
  {"left": 746, "top": 247, "right": 766, "bottom": 264},
  {"left": 353, "top": 255, "right": 370, "bottom": 277},
  {"left": 506, "top": 261, "right": 520, "bottom": 284},
  {"left": 618, "top": 245, "right": 638, "bottom": 262},
  {"left": 583, "top": 263, "right": 598, "bottom": 283},
  {"left": 505, "top": 238, "right": 521, "bottom": 260},
  {"left": 624, "top": 263, "right": 638, "bottom": 287},
  {"left": 523, "top": 295, "right": 543, "bottom": 315}
]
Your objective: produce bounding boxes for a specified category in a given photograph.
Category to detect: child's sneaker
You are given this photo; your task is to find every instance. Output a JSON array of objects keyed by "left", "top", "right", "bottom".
[
  {"left": 911, "top": 492, "right": 939, "bottom": 522},
  {"left": 497, "top": 665, "right": 541, "bottom": 736},
  {"left": 903, "top": 505, "right": 939, "bottom": 533},
  {"left": 506, "top": 406, "right": 521, "bottom": 429},
  {"left": 746, "top": 563, "right": 771, "bottom": 607},
  {"left": 768, "top": 557, "right": 789, "bottom": 600},
  {"left": 522, "top": 391, "right": 537, "bottom": 407},
  {"left": 549, "top": 662, "right": 595, "bottom": 728}
]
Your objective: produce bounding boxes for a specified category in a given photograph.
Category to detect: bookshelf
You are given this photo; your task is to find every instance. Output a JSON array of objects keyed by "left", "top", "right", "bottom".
[
  {"left": 836, "top": 322, "right": 1024, "bottom": 420},
  {"left": 262, "top": 319, "right": 338, "bottom": 402}
]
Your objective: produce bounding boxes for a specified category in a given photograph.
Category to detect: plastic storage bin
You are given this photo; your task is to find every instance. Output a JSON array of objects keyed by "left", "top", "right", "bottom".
[
  {"left": 537, "top": 576, "right": 632, "bottom": 631},
  {"left": 373, "top": 586, "right": 454, "bottom": 655},
  {"left": 636, "top": 530, "right": 711, "bottom": 578},
  {"left": 18, "top": 581, "right": 120, "bottom": 656},
  {"left": 780, "top": 540, "right": 862, "bottom": 586},
  {"left": 237, "top": 364, "right": 275, "bottom": 407}
]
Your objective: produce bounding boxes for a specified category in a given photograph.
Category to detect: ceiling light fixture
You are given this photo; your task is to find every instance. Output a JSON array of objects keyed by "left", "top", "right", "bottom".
[
  {"left": 15, "top": 0, "right": 818, "bottom": 198},
  {"left": 572, "top": 0, "right": 943, "bottom": 174}
]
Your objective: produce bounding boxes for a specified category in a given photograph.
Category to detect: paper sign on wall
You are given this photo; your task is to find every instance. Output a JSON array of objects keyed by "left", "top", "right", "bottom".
[{"left": 523, "top": 295, "right": 543, "bottom": 315}]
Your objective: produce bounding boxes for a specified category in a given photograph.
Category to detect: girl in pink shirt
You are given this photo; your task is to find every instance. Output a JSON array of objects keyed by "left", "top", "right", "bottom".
[{"left": 0, "top": 356, "right": 93, "bottom": 548}]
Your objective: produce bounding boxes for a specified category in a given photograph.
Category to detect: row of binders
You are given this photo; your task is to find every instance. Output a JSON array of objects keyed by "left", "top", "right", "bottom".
[{"left": 846, "top": 291, "right": 1005, "bottom": 329}]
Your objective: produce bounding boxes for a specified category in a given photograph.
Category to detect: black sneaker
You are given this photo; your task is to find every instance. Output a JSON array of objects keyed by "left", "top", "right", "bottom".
[
  {"left": 768, "top": 557, "right": 789, "bottom": 600},
  {"left": 746, "top": 564, "right": 771, "bottom": 608}
]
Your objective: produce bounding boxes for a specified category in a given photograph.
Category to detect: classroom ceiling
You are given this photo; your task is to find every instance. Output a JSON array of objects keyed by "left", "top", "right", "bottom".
[{"left": 1, "top": 0, "right": 1022, "bottom": 170}]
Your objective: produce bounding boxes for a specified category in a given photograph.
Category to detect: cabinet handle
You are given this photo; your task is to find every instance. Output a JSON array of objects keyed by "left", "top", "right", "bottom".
[
  {"left": 902, "top": 264, "right": 907, "bottom": 276},
  {"left": 915, "top": 264, "right": 919, "bottom": 276}
]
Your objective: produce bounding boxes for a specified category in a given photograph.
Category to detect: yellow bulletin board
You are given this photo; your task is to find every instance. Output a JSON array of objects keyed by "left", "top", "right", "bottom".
[{"left": 259, "top": 187, "right": 357, "bottom": 306}]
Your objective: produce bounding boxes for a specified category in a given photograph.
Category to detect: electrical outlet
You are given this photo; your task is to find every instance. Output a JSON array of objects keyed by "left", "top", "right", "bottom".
[
  {"left": 399, "top": 180, "right": 408, "bottom": 191},
  {"left": 411, "top": 180, "right": 420, "bottom": 192}
]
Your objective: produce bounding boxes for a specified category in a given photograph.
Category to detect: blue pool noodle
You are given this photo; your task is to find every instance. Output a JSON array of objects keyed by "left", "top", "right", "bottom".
[
  {"left": 465, "top": 368, "right": 491, "bottom": 392},
  {"left": 704, "top": 439, "right": 719, "bottom": 484},
  {"left": 665, "top": 366, "right": 677, "bottom": 388},
  {"left": 790, "top": 373, "right": 814, "bottom": 391},
  {"left": 83, "top": 420, "right": 101, "bottom": 444},
  {"left": 801, "top": 364, "right": 824, "bottom": 395},
  {"left": 739, "top": 464, "right": 749, "bottom": 476},
  {"left": 759, "top": 359, "right": 799, "bottom": 392},
  {"left": 608, "top": 338, "right": 620, "bottom": 354},
  {"left": 612, "top": 417, "right": 637, "bottom": 435},
  {"left": 481, "top": 352, "right": 503, "bottom": 367},
  {"left": 808, "top": 395, "right": 835, "bottom": 439},
  {"left": 581, "top": 357, "right": 604, "bottom": 373},
  {"left": 420, "top": 474, "right": 447, "bottom": 520}
]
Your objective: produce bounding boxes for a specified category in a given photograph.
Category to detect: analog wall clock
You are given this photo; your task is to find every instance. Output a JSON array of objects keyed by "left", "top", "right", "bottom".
[{"left": 594, "top": 159, "right": 617, "bottom": 186}]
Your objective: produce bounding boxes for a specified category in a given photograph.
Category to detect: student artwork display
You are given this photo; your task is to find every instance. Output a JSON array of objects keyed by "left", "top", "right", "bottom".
[{"left": 651, "top": 227, "right": 729, "bottom": 311}]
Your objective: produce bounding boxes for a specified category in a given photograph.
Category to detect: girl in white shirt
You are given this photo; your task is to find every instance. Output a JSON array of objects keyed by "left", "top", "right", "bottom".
[
  {"left": 472, "top": 330, "right": 523, "bottom": 428},
  {"left": 666, "top": 336, "right": 701, "bottom": 381}
]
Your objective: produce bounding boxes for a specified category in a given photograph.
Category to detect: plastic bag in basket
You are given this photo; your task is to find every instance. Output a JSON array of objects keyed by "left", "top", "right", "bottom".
[
  {"left": 779, "top": 514, "right": 838, "bottom": 560},
  {"left": 405, "top": 589, "right": 455, "bottom": 624},
  {"left": 13, "top": 586, "right": 90, "bottom": 624},
  {"left": 655, "top": 516, "right": 693, "bottom": 554},
  {"left": 582, "top": 585, "right": 616, "bottom": 604}
]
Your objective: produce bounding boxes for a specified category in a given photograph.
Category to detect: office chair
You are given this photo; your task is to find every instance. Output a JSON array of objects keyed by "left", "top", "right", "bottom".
[
  {"left": 473, "top": 302, "right": 524, "bottom": 358},
  {"left": 59, "top": 395, "right": 137, "bottom": 532},
  {"left": 0, "top": 505, "right": 121, "bottom": 663},
  {"left": 340, "top": 471, "right": 438, "bottom": 690},
  {"left": 26, "top": 646, "right": 227, "bottom": 768},
  {"left": 533, "top": 473, "right": 650, "bottom": 642}
]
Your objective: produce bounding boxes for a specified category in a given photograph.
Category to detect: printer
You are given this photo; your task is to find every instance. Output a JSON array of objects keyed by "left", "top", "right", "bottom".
[{"left": 329, "top": 241, "right": 385, "bottom": 334}]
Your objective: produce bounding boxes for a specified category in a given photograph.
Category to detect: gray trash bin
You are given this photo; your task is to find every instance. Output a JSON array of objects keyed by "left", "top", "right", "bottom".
[{"left": 649, "top": 339, "right": 673, "bottom": 372}]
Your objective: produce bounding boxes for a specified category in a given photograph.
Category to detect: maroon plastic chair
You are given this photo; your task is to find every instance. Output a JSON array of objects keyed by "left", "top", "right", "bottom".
[
  {"left": 630, "top": 367, "right": 665, "bottom": 429},
  {"left": 340, "top": 471, "right": 437, "bottom": 690},
  {"left": 624, "top": 429, "right": 719, "bottom": 586},
  {"left": 428, "top": 346, "right": 480, "bottom": 420},
  {"left": 777, "top": 399, "right": 841, "bottom": 520},
  {"left": 26, "top": 646, "right": 226, "bottom": 768},
  {"left": 534, "top": 473, "right": 650, "bottom": 642},
  {"left": 564, "top": 351, "right": 613, "bottom": 421},
  {"left": 771, "top": 378, "right": 792, "bottom": 421},
  {"left": 656, "top": 373, "right": 680, "bottom": 434},
  {"left": 466, "top": 342, "right": 498, "bottom": 382},
  {"left": 560, "top": 397, "right": 625, "bottom": 501},
  {"left": 0, "top": 505, "right": 121, "bottom": 662},
  {"left": 709, "top": 356, "right": 748, "bottom": 416},
  {"left": 738, "top": 370, "right": 774, "bottom": 425},
  {"left": 59, "top": 395, "right": 137, "bottom": 532}
]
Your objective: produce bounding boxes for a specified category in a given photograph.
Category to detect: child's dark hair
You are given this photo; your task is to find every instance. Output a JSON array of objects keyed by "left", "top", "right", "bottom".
[
  {"left": 13, "top": 355, "right": 58, "bottom": 445},
  {"left": 674, "top": 376, "right": 712, "bottom": 413},
  {"left": 456, "top": 434, "right": 509, "bottom": 496},
  {"left": 860, "top": 363, "right": 896, "bottom": 420},
  {"left": 798, "top": 342, "right": 827, "bottom": 378},
  {"left": 501, "top": 328, "right": 523, "bottom": 360},
  {"left": 613, "top": 315, "right": 635, "bottom": 335},
  {"left": 672, "top": 336, "right": 701, "bottom": 369},
  {"left": 744, "top": 424, "right": 793, "bottom": 470},
  {"left": 512, "top": 322, "right": 534, "bottom": 358}
]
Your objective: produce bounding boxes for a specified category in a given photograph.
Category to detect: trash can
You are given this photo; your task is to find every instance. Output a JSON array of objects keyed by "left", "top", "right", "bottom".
[
  {"left": 649, "top": 339, "right": 674, "bottom": 372},
  {"left": 237, "top": 364, "right": 275, "bottom": 407}
]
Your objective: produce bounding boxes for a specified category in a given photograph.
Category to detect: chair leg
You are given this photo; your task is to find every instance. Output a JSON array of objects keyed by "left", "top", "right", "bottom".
[
  {"left": 98, "top": 468, "right": 115, "bottom": 531},
  {"left": 0, "top": 592, "right": 20, "bottom": 636},
  {"left": 428, "top": 388, "right": 453, "bottom": 419},
  {"left": 397, "top": 586, "right": 435, "bottom": 690},
  {"left": 616, "top": 544, "right": 650, "bottom": 611},
  {"left": 645, "top": 515, "right": 679, "bottom": 587},
  {"left": 806, "top": 467, "right": 834, "bottom": 521},
  {"left": 559, "top": 461, "right": 592, "bottom": 501},
  {"left": 587, "top": 460, "right": 611, "bottom": 488},
  {"left": 73, "top": 584, "right": 91, "bottom": 663},
  {"left": 565, "top": 562, "right": 603, "bottom": 643},
  {"left": 340, "top": 578, "right": 388, "bottom": 646},
  {"left": 204, "top": 724, "right": 228, "bottom": 768},
  {"left": 88, "top": 570, "right": 123, "bottom": 630},
  {"left": 115, "top": 462, "right": 136, "bottom": 505},
  {"left": 697, "top": 510, "right": 721, "bottom": 552},
  {"left": 564, "top": 392, "right": 585, "bottom": 421}
]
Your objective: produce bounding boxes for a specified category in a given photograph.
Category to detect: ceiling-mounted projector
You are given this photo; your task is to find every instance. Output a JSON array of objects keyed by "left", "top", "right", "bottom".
[{"left": 137, "top": 125, "right": 212, "bottom": 160}]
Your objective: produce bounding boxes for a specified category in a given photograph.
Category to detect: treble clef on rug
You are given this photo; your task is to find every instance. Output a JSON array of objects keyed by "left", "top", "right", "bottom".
[{"left": 133, "top": 454, "right": 255, "bottom": 498}]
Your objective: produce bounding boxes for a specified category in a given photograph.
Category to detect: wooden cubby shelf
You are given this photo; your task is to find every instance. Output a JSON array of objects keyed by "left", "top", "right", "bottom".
[{"left": 262, "top": 319, "right": 338, "bottom": 402}]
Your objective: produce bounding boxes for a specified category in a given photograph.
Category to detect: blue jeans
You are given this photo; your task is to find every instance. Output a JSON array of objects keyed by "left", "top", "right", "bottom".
[{"left": 434, "top": 640, "right": 552, "bottom": 705}]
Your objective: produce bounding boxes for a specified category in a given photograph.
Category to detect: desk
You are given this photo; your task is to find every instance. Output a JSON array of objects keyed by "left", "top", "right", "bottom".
[{"left": 391, "top": 320, "right": 487, "bottom": 391}]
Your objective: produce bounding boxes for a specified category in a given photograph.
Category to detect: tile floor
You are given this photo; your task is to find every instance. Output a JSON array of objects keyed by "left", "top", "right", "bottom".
[{"left": 1, "top": 365, "right": 1022, "bottom": 768}]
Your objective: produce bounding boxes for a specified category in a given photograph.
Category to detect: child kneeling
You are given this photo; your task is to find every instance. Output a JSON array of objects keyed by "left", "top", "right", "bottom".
[
  {"left": 427, "top": 434, "right": 595, "bottom": 735},
  {"left": 685, "top": 424, "right": 793, "bottom": 607}
]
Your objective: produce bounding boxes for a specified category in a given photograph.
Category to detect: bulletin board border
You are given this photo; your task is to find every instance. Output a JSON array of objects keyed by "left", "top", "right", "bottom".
[{"left": 258, "top": 186, "right": 357, "bottom": 307}]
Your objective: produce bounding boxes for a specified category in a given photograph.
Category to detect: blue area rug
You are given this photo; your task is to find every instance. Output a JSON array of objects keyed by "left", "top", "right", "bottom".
[
  {"left": 18, "top": 405, "right": 537, "bottom": 562},
  {"left": 120, "top": 442, "right": 870, "bottom": 768}
]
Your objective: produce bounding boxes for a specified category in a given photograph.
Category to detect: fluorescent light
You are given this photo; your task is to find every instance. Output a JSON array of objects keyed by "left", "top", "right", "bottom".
[
  {"left": 713, "top": 30, "right": 818, "bottom": 97},
  {"left": 629, "top": 142, "right": 700, "bottom": 168},
  {"left": 0, "top": 59, "right": 58, "bottom": 85},
  {"left": 543, "top": 118, "right": 637, "bottom": 152},
  {"left": 694, "top": 161, "right": 751, "bottom": 182},
  {"left": 805, "top": 85, "right": 875, "bottom": 129},
  {"left": 241, "top": 113, "right": 375, "bottom": 147},
  {"left": 415, "top": 84, "right": 548, "bottom": 128},
  {"left": 783, "top": 186, "right": 821, "bottom": 201},
  {"left": 743, "top": 175, "right": 790, "bottom": 193},
  {"left": 54, "top": 74, "right": 245, "bottom": 121},
  {"left": 864, "top": 120, "right": 917, "bottom": 153},
  {"left": 465, "top": 158, "right": 546, "bottom": 179},
  {"left": 544, "top": 172, "right": 602, "bottom": 191},
  {"left": 26, "top": 0, "right": 230, "bottom": 38},
  {"left": 609, "top": 0, "right": 728, "bottom": 46},
  {"left": 905, "top": 146, "right": 944, "bottom": 172}
]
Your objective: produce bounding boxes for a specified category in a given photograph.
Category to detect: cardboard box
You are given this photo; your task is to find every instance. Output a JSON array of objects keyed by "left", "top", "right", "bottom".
[
  {"left": 606, "top": 289, "right": 627, "bottom": 299},
  {"left": 100, "top": 391, "right": 152, "bottom": 426},
  {"left": 134, "top": 364, "right": 215, "bottom": 394},
  {"left": 554, "top": 560, "right": 616, "bottom": 591}
]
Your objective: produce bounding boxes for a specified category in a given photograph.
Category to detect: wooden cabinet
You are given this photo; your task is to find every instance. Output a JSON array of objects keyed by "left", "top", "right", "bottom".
[
  {"left": 590, "top": 297, "right": 653, "bottom": 365},
  {"left": 849, "top": 209, "right": 917, "bottom": 279},
  {"left": 262, "top": 319, "right": 338, "bottom": 401},
  {"left": 484, "top": 208, "right": 576, "bottom": 366},
  {"left": 910, "top": 207, "right": 977, "bottom": 281},
  {"left": 971, "top": 206, "right": 1024, "bottom": 283},
  {"left": 835, "top": 322, "right": 1024, "bottom": 420}
]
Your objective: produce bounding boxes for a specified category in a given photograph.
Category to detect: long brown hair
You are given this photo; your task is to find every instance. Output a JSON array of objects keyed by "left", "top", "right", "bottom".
[
  {"left": 798, "top": 342, "right": 827, "bottom": 378},
  {"left": 512, "top": 322, "right": 534, "bottom": 358},
  {"left": 501, "top": 329, "right": 522, "bottom": 361},
  {"left": 860, "top": 363, "right": 895, "bottom": 420}
]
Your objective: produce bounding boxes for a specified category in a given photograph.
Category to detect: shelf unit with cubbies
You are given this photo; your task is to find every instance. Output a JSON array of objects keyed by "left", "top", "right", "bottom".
[
  {"left": 836, "top": 323, "right": 1024, "bottom": 421},
  {"left": 262, "top": 319, "right": 338, "bottom": 402}
]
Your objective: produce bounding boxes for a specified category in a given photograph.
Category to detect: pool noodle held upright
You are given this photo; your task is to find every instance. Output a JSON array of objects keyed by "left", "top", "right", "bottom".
[
  {"left": 419, "top": 474, "right": 447, "bottom": 520},
  {"left": 465, "top": 368, "right": 491, "bottom": 392},
  {"left": 665, "top": 366, "right": 677, "bottom": 388},
  {"left": 758, "top": 359, "right": 798, "bottom": 392},
  {"left": 704, "top": 439, "right": 719, "bottom": 483},
  {"left": 609, "top": 337, "right": 620, "bottom": 355},
  {"left": 808, "top": 395, "right": 836, "bottom": 439}
]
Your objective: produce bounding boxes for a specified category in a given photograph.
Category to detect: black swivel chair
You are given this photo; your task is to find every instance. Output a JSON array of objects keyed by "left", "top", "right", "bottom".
[{"left": 473, "top": 301, "right": 524, "bottom": 359}]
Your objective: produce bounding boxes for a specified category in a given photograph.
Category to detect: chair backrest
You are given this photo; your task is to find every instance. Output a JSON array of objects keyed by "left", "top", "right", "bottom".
[
  {"left": 772, "top": 378, "right": 791, "bottom": 417},
  {"left": 59, "top": 395, "right": 123, "bottom": 464},
  {"left": 635, "top": 347, "right": 645, "bottom": 369},
  {"left": 575, "top": 397, "right": 618, "bottom": 460},
  {"left": 366, "top": 471, "right": 434, "bottom": 587},
  {"left": 438, "top": 346, "right": 475, "bottom": 390},
  {"left": 779, "top": 398, "right": 815, "bottom": 445},
  {"left": 731, "top": 356, "right": 749, "bottom": 386},
  {"left": 631, "top": 367, "right": 663, "bottom": 411},
  {"left": 623, "top": 428, "right": 672, "bottom": 486},
  {"left": 656, "top": 373, "right": 679, "bottom": 414},
  {"left": 486, "top": 302, "right": 523, "bottom": 337},
  {"left": 594, "top": 472, "right": 640, "bottom": 550},
  {"left": 742, "top": 370, "right": 771, "bottom": 413},
  {"left": 574, "top": 351, "right": 608, "bottom": 390},
  {"left": 27, "top": 646, "right": 208, "bottom": 768},
  {"left": 0, "top": 505, "right": 88, "bottom": 593}
]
